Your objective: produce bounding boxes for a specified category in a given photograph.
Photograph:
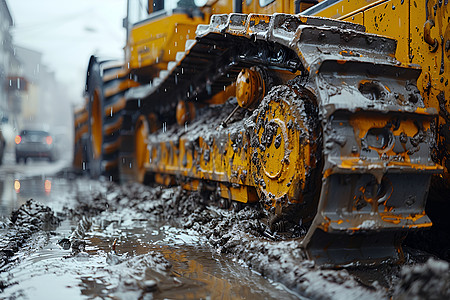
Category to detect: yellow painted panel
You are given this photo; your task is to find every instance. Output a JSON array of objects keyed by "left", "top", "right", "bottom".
[
  {"left": 362, "top": 0, "right": 409, "bottom": 64},
  {"left": 312, "top": 0, "right": 383, "bottom": 19},
  {"left": 343, "top": 11, "right": 364, "bottom": 24},
  {"left": 410, "top": 0, "right": 450, "bottom": 178},
  {"left": 209, "top": 0, "right": 235, "bottom": 15},
  {"left": 127, "top": 13, "right": 201, "bottom": 73}
]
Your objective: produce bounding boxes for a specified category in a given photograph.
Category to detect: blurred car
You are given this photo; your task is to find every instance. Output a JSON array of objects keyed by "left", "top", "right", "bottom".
[{"left": 15, "top": 129, "right": 57, "bottom": 163}]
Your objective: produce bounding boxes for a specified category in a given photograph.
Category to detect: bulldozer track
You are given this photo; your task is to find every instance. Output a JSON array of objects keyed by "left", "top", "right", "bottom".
[{"left": 121, "top": 13, "right": 442, "bottom": 265}]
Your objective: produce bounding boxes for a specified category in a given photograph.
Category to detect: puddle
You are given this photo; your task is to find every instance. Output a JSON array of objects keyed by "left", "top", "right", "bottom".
[{"left": 87, "top": 219, "right": 301, "bottom": 299}]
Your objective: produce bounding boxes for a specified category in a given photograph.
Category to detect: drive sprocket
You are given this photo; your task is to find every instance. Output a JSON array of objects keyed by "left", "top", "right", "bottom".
[{"left": 251, "top": 82, "right": 321, "bottom": 217}]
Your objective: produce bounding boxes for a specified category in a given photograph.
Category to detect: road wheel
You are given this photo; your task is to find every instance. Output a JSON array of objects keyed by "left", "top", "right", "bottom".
[
  {"left": 133, "top": 115, "right": 150, "bottom": 183},
  {"left": 85, "top": 57, "right": 104, "bottom": 178},
  {"left": 119, "top": 113, "right": 151, "bottom": 183},
  {"left": 85, "top": 56, "right": 135, "bottom": 180}
]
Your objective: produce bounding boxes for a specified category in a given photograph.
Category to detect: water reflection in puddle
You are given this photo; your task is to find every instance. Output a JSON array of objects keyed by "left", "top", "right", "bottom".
[
  {"left": 84, "top": 219, "right": 300, "bottom": 299},
  {"left": 0, "top": 176, "right": 72, "bottom": 218}
]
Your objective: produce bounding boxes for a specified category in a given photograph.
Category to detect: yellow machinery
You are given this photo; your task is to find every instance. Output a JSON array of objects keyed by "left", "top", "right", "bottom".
[{"left": 74, "top": 0, "right": 449, "bottom": 265}]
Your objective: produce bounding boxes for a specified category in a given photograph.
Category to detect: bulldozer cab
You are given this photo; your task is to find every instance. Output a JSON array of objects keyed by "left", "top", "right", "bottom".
[{"left": 124, "top": 0, "right": 209, "bottom": 77}]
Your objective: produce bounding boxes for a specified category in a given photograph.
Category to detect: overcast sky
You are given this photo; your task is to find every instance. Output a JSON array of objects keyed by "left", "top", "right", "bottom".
[{"left": 8, "top": 0, "right": 127, "bottom": 105}]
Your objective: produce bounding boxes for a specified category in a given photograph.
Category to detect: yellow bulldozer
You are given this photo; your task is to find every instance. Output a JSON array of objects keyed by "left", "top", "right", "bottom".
[{"left": 73, "top": 0, "right": 449, "bottom": 266}]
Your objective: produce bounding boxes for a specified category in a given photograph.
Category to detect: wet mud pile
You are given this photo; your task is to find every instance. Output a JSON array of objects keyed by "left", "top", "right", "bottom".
[
  {"left": 0, "top": 200, "right": 60, "bottom": 269},
  {"left": 394, "top": 258, "right": 450, "bottom": 300},
  {"left": 1, "top": 180, "right": 450, "bottom": 299},
  {"left": 67, "top": 180, "right": 450, "bottom": 299}
]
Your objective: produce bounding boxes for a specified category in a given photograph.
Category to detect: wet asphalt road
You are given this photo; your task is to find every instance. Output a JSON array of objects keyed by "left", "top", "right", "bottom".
[{"left": 0, "top": 147, "right": 72, "bottom": 218}]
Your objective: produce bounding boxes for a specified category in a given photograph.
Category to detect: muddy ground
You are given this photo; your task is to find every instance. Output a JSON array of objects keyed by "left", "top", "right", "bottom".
[{"left": 0, "top": 176, "right": 449, "bottom": 299}]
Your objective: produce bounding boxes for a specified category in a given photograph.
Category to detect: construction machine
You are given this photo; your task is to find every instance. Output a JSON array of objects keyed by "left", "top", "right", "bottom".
[{"left": 73, "top": 0, "right": 449, "bottom": 266}]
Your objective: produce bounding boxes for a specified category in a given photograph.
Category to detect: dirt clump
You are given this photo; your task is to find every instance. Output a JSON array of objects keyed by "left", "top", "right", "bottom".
[
  {"left": 393, "top": 258, "right": 450, "bottom": 300},
  {"left": 0, "top": 199, "right": 60, "bottom": 270},
  {"left": 10, "top": 199, "right": 60, "bottom": 230}
]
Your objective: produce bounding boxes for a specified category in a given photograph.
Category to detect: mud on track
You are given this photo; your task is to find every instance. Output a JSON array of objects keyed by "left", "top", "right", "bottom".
[{"left": 1, "top": 178, "right": 449, "bottom": 299}]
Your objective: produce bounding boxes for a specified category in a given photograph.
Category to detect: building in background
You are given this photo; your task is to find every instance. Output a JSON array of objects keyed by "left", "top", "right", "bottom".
[
  {"left": 0, "top": 0, "right": 20, "bottom": 145},
  {"left": 13, "top": 46, "right": 41, "bottom": 125},
  {"left": 0, "top": 0, "right": 14, "bottom": 108},
  {"left": 1, "top": 0, "right": 72, "bottom": 156}
]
